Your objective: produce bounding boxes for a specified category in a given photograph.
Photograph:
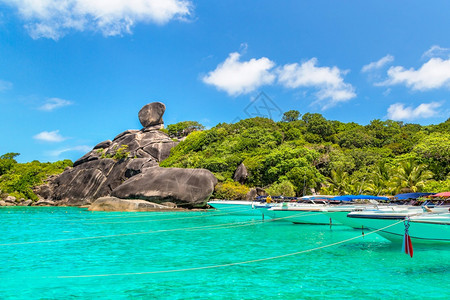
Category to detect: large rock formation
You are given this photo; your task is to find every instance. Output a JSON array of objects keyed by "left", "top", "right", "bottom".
[
  {"left": 233, "top": 163, "right": 248, "bottom": 184},
  {"left": 138, "top": 102, "right": 165, "bottom": 128},
  {"left": 89, "top": 197, "right": 184, "bottom": 212},
  {"left": 112, "top": 167, "right": 218, "bottom": 207},
  {"left": 35, "top": 102, "right": 217, "bottom": 208}
]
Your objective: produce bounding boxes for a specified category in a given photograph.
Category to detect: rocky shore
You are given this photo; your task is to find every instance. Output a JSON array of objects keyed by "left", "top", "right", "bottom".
[{"left": 1, "top": 102, "right": 218, "bottom": 211}]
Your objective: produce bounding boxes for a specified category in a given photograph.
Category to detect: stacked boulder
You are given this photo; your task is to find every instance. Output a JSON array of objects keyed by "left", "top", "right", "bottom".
[{"left": 35, "top": 102, "right": 217, "bottom": 208}]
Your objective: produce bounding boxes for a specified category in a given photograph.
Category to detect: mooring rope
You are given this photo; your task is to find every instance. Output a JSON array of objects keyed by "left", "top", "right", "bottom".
[
  {"left": 69, "top": 206, "right": 256, "bottom": 221},
  {"left": 0, "top": 219, "right": 260, "bottom": 246},
  {"left": 84, "top": 206, "right": 260, "bottom": 224},
  {"left": 85, "top": 206, "right": 332, "bottom": 225},
  {"left": 55, "top": 220, "right": 406, "bottom": 278},
  {"left": 0, "top": 210, "right": 318, "bottom": 246}
]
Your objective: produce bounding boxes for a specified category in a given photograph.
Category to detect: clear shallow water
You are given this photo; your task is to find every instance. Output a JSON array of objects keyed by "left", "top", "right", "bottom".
[{"left": 0, "top": 207, "right": 449, "bottom": 299}]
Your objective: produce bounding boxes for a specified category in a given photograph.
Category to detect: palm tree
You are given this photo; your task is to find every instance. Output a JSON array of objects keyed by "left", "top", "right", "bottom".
[
  {"left": 367, "top": 161, "right": 394, "bottom": 195},
  {"left": 346, "top": 175, "right": 371, "bottom": 195},
  {"left": 325, "top": 168, "right": 350, "bottom": 195},
  {"left": 393, "top": 158, "right": 434, "bottom": 193}
]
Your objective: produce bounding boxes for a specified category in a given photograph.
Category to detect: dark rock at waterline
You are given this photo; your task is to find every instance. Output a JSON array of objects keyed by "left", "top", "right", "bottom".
[
  {"left": 112, "top": 167, "right": 217, "bottom": 207},
  {"left": 5, "top": 196, "right": 16, "bottom": 203},
  {"left": 34, "top": 199, "right": 56, "bottom": 206},
  {"left": 34, "top": 102, "right": 216, "bottom": 208},
  {"left": 20, "top": 200, "right": 33, "bottom": 206},
  {"left": 89, "top": 196, "right": 179, "bottom": 212},
  {"left": 49, "top": 159, "right": 118, "bottom": 201},
  {"left": 233, "top": 163, "right": 248, "bottom": 184},
  {"left": 138, "top": 102, "right": 165, "bottom": 128},
  {"left": 256, "top": 187, "right": 267, "bottom": 196},
  {"left": 48, "top": 130, "right": 179, "bottom": 203},
  {"left": 246, "top": 188, "right": 257, "bottom": 200},
  {"left": 34, "top": 184, "right": 53, "bottom": 199}
]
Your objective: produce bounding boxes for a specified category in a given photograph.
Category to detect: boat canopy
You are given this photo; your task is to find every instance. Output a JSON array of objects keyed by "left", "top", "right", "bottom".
[
  {"left": 298, "top": 195, "right": 335, "bottom": 200},
  {"left": 394, "top": 192, "right": 434, "bottom": 200},
  {"left": 332, "top": 195, "right": 390, "bottom": 201},
  {"left": 429, "top": 192, "right": 450, "bottom": 198},
  {"left": 254, "top": 195, "right": 335, "bottom": 201}
]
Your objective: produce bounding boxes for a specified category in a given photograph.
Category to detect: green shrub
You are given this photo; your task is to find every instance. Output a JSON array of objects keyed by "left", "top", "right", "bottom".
[
  {"left": 213, "top": 181, "right": 250, "bottom": 200},
  {"left": 113, "top": 145, "right": 130, "bottom": 160},
  {"left": 266, "top": 180, "right": 296, "bottom": 197},
  {"left": 0, "top": 154, "right": 72, "bottom": 200}
]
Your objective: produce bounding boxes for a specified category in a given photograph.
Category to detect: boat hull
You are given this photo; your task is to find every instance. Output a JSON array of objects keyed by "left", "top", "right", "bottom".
[
  {"left": 207, "top": 200, "right": 272, "bottom": 216},
  {"left": 323, "top": 211, "right": 365, "bottom": 229},
  {"left": 266, "top": 207, "right": 338, "bottom": 225},
  {"left": 348, "top": 214, "right": 450, "bottom": 243}
]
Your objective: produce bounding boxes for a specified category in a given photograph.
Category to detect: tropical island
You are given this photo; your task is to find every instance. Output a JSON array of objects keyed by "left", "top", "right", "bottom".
[{"left": 0, "top": 102, "right": 448, "bottom": 209}]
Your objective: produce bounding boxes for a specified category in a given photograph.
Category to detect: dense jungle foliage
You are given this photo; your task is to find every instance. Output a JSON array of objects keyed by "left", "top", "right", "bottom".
[
  {"left": 1, "top": 112, "right": 449, "bottom": 201},
  {"left": 161, "top": 112, "right": 450, "bottom": 198},
  {"left": 0, "top": 153, "right": 72, "bottom": 201}
]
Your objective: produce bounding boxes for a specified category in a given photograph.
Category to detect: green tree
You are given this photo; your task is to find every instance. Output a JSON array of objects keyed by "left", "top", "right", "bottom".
[
  {"left": 325, "top": 168, "right": 350, "bottom": 195},
  {"left": 167, "top": 121, "right": 205, "bottom": 138},
  {"left": 393, "top": 158, "right": 433, "bottom": 193},
  {"left": 422, "top": 178, "right": 450, "bottom": 193},
  {"left": 367, "top": 161, "right": 393, "bottom": 195},
  {"left": 266, "top": 180, "right": 296, "bottom": 197},
  {"left": 281, "top": 110, "right": 301, "bottom": 122},
  {"left": 0, "top": 159, "right": 72, "bottom": 200},
  {"left": 302, "top": 113, "right": 334, "bottom": 141},
  {"left": 0, "top": 152, "right": 19, "bottom": 176},
  {"left": 412, "top": 133, "right": 450, "bottom": 180}
]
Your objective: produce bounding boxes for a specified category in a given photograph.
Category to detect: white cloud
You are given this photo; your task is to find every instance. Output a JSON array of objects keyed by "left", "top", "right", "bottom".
[
  {"left": 34, "top": 130, "right": 67, "bottom": 142},
  {"left": 422, "top": 45, "right": 450, "bottom": 59},
  {"left": 49, "top": 145, "right": 92, "bottom": 157},
  {"left": 387, "top": 102, "right": 442, "bottom": 121},
  {"left": 379, "top": 58, "right": 450, "bottom": 91},
  {"left": 1, "top": 0, "right": 192, "bottom": 39},
  {"left": 277, "top": 58, "right": 356, "bottom": 109},
  {"left": 39, "top": 97, "right": 73, "bottom": 111},
  {"left": 202, "top": 52, "right": 276, "bottom": 96},
  {"left": 361, "top": 54, "right": 394, "bottom": 72},
  {"left": 0, "top": 79, "right": 12, "bottom": 91}
]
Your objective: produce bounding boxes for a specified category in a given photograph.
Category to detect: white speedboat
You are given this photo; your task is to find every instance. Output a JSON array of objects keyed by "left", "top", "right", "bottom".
[
  {"left": 408, "top": 213, "right": 450, "bottom": 242},
  {"left": 207, "top": 200, "right": 274, "bottom": 216},
  {"left": 347, "top": 210, "right": 450, "bottom": 243},
  {"left": 266, "top": 203, "right": 335, "bottom": 224},
  {"left": 322, "top": 205, "right": 422, "bottom": 229},
  {"left": 321, "top": 205, "right": 375, "bottom": 229}
]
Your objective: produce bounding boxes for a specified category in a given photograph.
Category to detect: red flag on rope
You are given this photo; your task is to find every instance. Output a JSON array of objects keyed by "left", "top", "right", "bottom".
[{"left": 402, "top": 219, "right": 413, "bottom": 258}]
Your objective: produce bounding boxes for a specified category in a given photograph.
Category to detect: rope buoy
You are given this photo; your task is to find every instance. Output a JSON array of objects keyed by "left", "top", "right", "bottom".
[{"left": 402, "top": 218, "right": 413, "bottom": 258}]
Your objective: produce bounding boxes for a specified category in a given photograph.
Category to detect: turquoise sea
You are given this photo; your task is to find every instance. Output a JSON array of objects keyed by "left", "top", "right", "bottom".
[{"left": 0, "top": 207, "right": 449, "bottom": 299}]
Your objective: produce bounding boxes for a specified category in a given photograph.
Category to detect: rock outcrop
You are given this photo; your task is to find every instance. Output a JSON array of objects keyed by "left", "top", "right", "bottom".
[
  {"left": 246, "top": 187, "right": 267, "bottom": 200},
  {"left": 138, "top": 102, "right": 165, "bottom": 128},
  {"left": 34, "top": 102, "right": 217, "bottom": 208},
  {"left": 112, "top": 167, "right": 217, "bottom": 207},
  {"left": 89, "top": 196, "right": 185, "bottom": 212},
  {"left": 5, "top": 196, "right": 16, "bottom": 204},
  {"left": 233, "top": 163, "right": 248, "bottom": 184}
]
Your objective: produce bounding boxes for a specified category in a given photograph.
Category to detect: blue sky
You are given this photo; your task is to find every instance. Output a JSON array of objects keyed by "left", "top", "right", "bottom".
[{"left": 0, "top": 0, "right": 449, "bottom": 163}]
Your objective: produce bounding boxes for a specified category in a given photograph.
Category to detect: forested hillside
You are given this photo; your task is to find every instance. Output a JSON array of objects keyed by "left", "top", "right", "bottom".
[
  {"left": 0, "top": 153, "right": 72, "bottom": 200},
  {"left": 1, "top": 112, "right": 449, "bottom": 201},
  {"left": 161, "top": 112, "right": 450, "bottom": 198}
]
